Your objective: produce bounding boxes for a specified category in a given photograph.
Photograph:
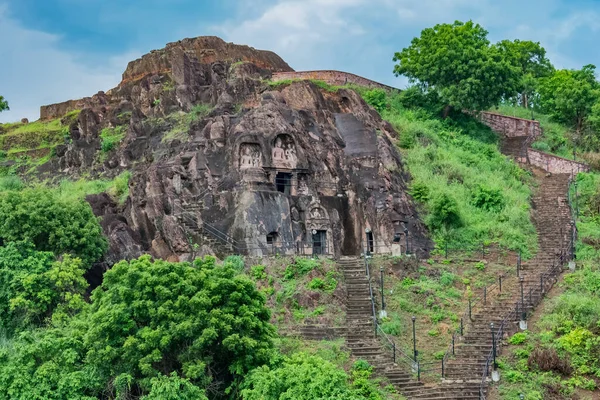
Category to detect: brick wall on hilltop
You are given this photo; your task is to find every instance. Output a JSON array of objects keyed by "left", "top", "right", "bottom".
[
  {"left": 527, "top": 149, "right": 589, "bottom": 174},
  {"left": 272, "top": 71, "right": 397, "bottom": 91},
  {"left": 480, "top": 112, "right": 542, "bottom": 138}
]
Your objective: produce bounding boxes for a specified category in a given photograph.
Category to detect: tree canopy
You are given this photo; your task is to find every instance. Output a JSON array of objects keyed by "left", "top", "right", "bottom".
[
  {"left": 497, "top": 39, "right": 554, "bottom": 108},
  {"left": 0, "top": 96, "right": 8, "bottom": 113},
  {"left": 0, "top": 189, "right": 107, "bottom": 265},
  {"left": 0, "top": 256, "right": 276, "bottom": 399},
  {"left": 393, "top": 20, "right": 520, "bottom": 114},
  {"left": 538, "top": 65, "right": 600, "bottom": 134},
  {"left": 0, "top": 242, "right": 87, "bottom": 333}
]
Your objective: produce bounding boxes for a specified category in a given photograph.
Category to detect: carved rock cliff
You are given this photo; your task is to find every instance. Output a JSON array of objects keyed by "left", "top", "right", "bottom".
[{"left": 36, "top": 36, "right": 431, "bottom": 266}]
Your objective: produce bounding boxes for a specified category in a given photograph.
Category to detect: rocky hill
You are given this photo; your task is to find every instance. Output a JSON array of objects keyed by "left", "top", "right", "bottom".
[{"left": 9, "top": 36, "right": 431, "bottom": 270}]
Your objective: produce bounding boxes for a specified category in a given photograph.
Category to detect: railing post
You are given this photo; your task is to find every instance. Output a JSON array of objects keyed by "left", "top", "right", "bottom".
[
  {"left": 540, "top": 275, "right": 544, "bottom": 294},
  {"left": 482, "top": 242, "right": 485, "bottom": 259},
  {"left": 442, "top": 358, "right": 445, "bottom": 378},
  {"left": 529, "top": 287, "right": 533, "bottom": 305},
  {"left": 517, "top": 250, "right": 521, "bottom": 277},
  {"left": 452, "top": 334, "right": 455, "bottom": 355},
  {"left": 469, "top": 300, "right": 472, "bottom": 321},
  {"left": 460, "top": 318, "right": 464, "bottom": 336},
  {"left": 499, "top": 275, "right": 502, "bottom": 292},
  {"left": 484, "top": 287, "right": 487, "bottom": 305},
  {"left": 417, "top": 362, "right": 421, "bottom": 381}
]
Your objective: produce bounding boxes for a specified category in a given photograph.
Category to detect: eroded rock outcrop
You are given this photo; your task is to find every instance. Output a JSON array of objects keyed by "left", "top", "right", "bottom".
[{"left": 40, "top": 36, "right": 431, "bottom": 263}]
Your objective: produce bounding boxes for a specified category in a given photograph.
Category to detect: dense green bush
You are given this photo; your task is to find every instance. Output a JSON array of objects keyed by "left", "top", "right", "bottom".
[
  {"left": 0, "top": 256, "right": 276, "bottom": 399},
  {"left": 0, "top": 242, "right": 87, "bottom": 333},
  {"left": 0, "top": 189, "right": 107, "bottom": 264},
  {"left": 471, "top": 185, "right": 505, "bottom": 212}
]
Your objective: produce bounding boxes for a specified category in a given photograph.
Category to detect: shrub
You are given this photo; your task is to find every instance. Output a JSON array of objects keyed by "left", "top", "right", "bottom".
[
  {"left": 0, "top": 188, "right": 107, "bottom": 264},
  {"left": 100, "top": 126, "right": 126, "bottom": 152},
  {"left": 223, "top": 255, "right": 245, "bottom": 272},
  {"left": 251, "top": 265, "right": 267, "bottom": 280},
  {"left": 527, "top": 348, "right": 572, "bottom": 375},
  {"left": 508, "top": 332, "right": 528, "bottom": 345},
  {"left": 471, "top": 185, "right": 505, "bottom": 212},
  {"left": 410, "top": 182, "right": 430, "bottom": 202},
  {"left": 429, "top": 193, "right": 462, "bottom": 230},
  {"left": 362, "top": 89, "right": 387, "bottom": 113},
  {"left": 439, "top": 271, "right": 456, "bottom": 286},
  {"left": 241, "top": 353, "right": 355, "bottom": 400}
]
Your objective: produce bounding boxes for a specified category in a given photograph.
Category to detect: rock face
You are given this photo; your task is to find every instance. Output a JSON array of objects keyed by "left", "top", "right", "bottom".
[{"left": 41, "top": 36, "right": 431, "bottom": 262}]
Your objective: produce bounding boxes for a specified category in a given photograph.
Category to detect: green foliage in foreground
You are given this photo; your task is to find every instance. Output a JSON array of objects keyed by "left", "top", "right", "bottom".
[
  {"left": 0, "top": 188, "right": 107, "bottom": 264},
  {"left": 241, "top": 355, "right": 390, "bottom": 400},
  {"left": 0, "top": 242, "right": 87, "bottom": 333},
  {"left": 0, "top": 256, "right": 276, "bottom": 399},
  {"left": 359, "top": 87, "right": 536, "bottom": 254}
]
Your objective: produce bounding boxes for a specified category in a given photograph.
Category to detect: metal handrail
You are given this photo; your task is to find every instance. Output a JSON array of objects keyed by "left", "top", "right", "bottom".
[
  {"left": 476, "top": 225, "right": 575, "bottom": 399},
  {"left": 364, "top": 254, "right": 378, "bottom": 334}
]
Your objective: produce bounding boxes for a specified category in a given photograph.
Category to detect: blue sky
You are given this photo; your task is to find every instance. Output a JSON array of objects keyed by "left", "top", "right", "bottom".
[{"left": 2, "top": 0, "right": 600, "bottom": 122}]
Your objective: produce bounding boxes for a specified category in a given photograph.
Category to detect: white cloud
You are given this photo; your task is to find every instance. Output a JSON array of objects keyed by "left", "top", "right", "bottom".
[
  {"left": 0, "top": 4, "right": 138, "bottom": 123},
  {"left": 213, "top": 0, "right": 368, "bottom": 70}
]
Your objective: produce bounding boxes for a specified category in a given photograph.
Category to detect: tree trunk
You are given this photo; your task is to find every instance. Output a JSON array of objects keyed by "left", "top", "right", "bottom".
[
  {"left": 442, "top": 105, "right": 453, "bottom": 119},
  {"left": 523, "top": 93, "right": 528, "bottom": 109}
]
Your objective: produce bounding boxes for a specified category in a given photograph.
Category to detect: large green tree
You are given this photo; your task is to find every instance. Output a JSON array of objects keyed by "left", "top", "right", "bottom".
[
  {"left": 0, "top": 189, "right": 107, "bottom": 265},
  {"left": 538, "top": 65, "right": 600, "bottom": 134},
  {"left": 0, "top": 96, "right": 8, "bottom": 113},
  {"left": 497, "top": 39, "right": 554, "bottom": 108},
  {"left": 393, "top": 20, "right": 520, "bottom": 115},
  {"left": 0, "top": 242, "right": 88, "bottom": 333},
  {"left": 83, "top": 255, "right": 275, "bottom": 397},
  {"left": 0, "top": 256, "right": 276, "bottom": 399}
]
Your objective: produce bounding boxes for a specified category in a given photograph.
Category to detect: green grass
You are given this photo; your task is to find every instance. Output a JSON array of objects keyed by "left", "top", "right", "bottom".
[
  {"left": 364, "top": 92, "right": 537, "bottom": 255},
  {"left": 373, "top": 255, "right": 515, "bottom": 370},
  {"left": 248, "top": 257, "right": 345, "bottom": 329},
  {"left": 0, "top": 171, "right": 132, "bottom": 205},
  {"left": 160, "top": 104, "right": 213, "bottom": 143},
  {"left": 100, "top": 126, "right": 126, "bottom": 153}
]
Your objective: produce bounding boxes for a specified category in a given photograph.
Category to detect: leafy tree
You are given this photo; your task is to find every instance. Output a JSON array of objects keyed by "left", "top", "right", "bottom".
[
  {"left": 141, "top": 373, "right": 208, "bottom": 400},
  {"left": 0, "top": 323, "right": 101, "bottom": 400},
  {"left": 497, "top": 39, "right": 554, "bottom": 108},
  {"left": 83, "top": 255, "right": 275, "bottom": 396},
  {"left": 0, "top": 242, "right": 87, "bottom": 332},
  {"left": 0, "top": 96, "right": 8, "bottom": 113},
  {"left": 0, "top": 189, "right": 107, "bottom": 264},
  {"left": 393, "top": 21, "right": 519, "bottom": 115},
  {"left": 429, "top": 193, "right": 462, "bottom": 230},
  {"left": 241, "top": 353, "right": 360, "bottom": 400},
  {"left": 538, "top": 65, "right": 600, "bottom": 134},
  {"left": 0, "top": 256, "right": 276, "bottom": 399}
]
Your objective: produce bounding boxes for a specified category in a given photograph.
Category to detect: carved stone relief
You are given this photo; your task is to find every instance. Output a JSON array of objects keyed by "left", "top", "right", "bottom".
[
  {"left": 239, "top": 143, "right": 263, "bottom": 169},
  {"left": 272, "top": 134, "right": 297, "bottom": 169}
]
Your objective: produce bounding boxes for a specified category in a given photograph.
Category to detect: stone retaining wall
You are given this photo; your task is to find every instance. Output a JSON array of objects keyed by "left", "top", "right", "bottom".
[
  {"left": 527, "top": 149, "right": 590, "bottom": 174},
  {"left": 272, "top": 70, "right": 397, "bottom": 91},
  {"left": 480, "top": 112, "right": 542, "bottom": 138}
]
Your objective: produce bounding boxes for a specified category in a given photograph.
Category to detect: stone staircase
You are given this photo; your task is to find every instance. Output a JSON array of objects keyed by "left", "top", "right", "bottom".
[
  {"left": 427, "top": 168, "right": 573, "bottom": 399},
  {"left": 500, "top": 136, "right": 528, "bottom": 159},
  {"left": 339, "top": 257, "right": 425, "bottom": 396}
]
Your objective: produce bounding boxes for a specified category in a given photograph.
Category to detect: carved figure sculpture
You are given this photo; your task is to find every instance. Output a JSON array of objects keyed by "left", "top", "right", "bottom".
[{"left": 239, "top": 144, "right": 262, "bottom": 169}]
